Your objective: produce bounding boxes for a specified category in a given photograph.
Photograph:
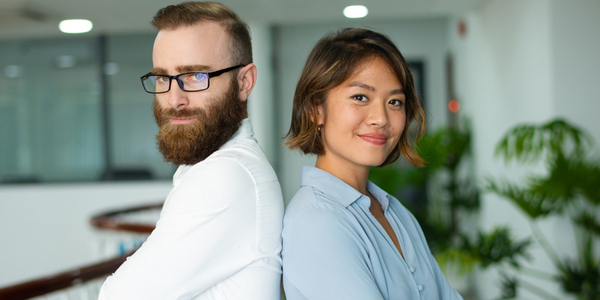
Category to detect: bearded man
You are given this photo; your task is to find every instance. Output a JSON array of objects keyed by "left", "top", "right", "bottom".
[{"left": 98, "top": 2, "right": 284, "bottom": 299}]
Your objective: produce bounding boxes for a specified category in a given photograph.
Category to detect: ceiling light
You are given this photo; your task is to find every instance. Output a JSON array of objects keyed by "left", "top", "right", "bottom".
[
  {"left": 343, "top": 5, "right": 368, "bottom": 19},
  {"left": 59, "top": 19, "right": 93, "bottom": 34}
]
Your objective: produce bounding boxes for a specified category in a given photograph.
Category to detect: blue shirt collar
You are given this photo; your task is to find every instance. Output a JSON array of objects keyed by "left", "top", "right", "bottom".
[{"left": 300, "top": 166, "right": 391, "bottom": 211}]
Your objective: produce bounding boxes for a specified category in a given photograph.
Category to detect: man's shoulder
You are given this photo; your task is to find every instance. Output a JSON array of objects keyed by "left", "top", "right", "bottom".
[
  {"left": 189, "top": 138, "right": 277, "bottom": 185},
  {"left": 209, "top": 137, "right": 264, "bottom": 163}
]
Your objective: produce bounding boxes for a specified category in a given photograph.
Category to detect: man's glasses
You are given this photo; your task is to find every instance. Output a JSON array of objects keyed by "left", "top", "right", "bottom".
[{"left": 140, "top": 65, "right": 244, "bottom": 94}]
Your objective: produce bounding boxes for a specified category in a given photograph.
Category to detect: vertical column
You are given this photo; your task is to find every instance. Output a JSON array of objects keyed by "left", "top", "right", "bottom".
[{"left": 247, "top": 23, "right": 276, "bottom": 165}]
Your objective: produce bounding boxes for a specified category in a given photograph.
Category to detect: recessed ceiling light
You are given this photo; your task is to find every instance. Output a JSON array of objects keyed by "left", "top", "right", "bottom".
[
  {"left": 59, "top": 19, "right": 93, "bottom": 34},
  {"left": 343, "top": 5, "right": 368, "bottom": 19}
]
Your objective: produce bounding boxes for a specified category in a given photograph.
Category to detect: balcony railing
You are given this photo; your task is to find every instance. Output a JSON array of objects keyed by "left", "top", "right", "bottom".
[{"left": 0, "top": 202, "right": 163, "bottom": 300}]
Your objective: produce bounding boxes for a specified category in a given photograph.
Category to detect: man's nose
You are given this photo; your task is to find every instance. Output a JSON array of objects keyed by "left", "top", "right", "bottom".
[{"left": 167, "top": 79, "right": 189, "bottom": 110}]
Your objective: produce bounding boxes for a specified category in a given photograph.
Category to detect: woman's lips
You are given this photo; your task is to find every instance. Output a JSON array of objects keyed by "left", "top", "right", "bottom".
[
  {"left": 170, "top": 117, "right": 197, "bottom": 125},
  {"left": 359, "top": 133, "right": 388, "bottom": 145}
]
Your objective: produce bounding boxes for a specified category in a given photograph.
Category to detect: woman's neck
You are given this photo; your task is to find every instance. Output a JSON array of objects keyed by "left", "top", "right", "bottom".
[{"left": 315, "top": 155, "right": 370, "bottom": 195}]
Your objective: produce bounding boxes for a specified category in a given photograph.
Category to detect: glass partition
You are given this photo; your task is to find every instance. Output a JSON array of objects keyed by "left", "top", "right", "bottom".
[{"left": 0, "top": 33, "right": 174, "bottom": 183}]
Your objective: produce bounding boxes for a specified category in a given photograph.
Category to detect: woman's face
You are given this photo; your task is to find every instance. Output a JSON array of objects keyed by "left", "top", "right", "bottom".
[{"left": 317, "top": 56, "right": 406, "bottom": 171}]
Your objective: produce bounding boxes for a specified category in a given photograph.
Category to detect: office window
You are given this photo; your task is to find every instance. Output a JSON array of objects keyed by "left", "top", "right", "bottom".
[
  {"left": 107, "top": 34, "right": 175, "bottom": 180},
  {"left": 0, "top": 34, "right": 174, "bottom": 183},
  {"left": 0, "top": 38, "right": 103, "bottom": 182}
]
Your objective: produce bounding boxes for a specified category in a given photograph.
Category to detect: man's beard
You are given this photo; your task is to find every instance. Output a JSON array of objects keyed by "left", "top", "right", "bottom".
[{"left": 153, "top": 80, "right": 245, "bottom": 165}]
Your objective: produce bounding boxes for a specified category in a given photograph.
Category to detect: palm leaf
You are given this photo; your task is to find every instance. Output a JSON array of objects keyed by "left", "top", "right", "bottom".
[
  {"left": 494, "top": 119, "right": 594, "bottom": 165},
  {"left": 487, "top": 179, "right": 564, "bottom": 219},
  {"left": 475, "top": 227, "right": 531, "bottom": 268},
  {"left": 574, "top": 211, "right": 600, "bottom": 237}
]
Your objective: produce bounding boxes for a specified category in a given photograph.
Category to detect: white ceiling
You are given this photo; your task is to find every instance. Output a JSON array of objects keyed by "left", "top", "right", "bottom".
[{"left": 0, "top": 0, "right": 489, "bottom": 40}]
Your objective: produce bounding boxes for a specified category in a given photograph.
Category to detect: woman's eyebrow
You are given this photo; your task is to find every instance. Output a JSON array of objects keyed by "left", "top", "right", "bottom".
[
  {"left": 347, "top": 81, "right": 375, "bottom": 91},
  {"left": 347, "top": 81, "right": 405, "bottom": 96},
  {"left": 389, "top": 88, "right": 405, "bottom": 96}
]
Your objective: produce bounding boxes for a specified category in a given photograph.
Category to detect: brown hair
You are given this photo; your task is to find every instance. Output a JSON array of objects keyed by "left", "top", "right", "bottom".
[
  {"left": 284, "top": 28, "right": 426, "bottom": 167},
  {"left": 151, "top": 1, "right": 252, "bottom": 65}
]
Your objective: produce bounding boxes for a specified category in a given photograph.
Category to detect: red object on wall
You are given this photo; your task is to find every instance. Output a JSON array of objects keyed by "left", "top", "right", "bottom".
[
  {"left": 458, "top": 20, "right": 467, "bottom": 37},
  {"left": 449, "top": 99, "right": 460, "bottom": 113}
]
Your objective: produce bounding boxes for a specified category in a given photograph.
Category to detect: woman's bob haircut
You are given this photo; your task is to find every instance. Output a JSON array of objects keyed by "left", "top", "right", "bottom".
[{"left": 285, "top": 28, "right": 426, "bottom": 167}]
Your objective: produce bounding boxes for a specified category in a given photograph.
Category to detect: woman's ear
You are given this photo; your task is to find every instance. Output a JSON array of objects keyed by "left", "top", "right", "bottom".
[
  {"left": 315, "top": 104, "right": 325, "bottom": 126},
  {"left": 237, "top": 63, "right": 257, "bottom": 102}
]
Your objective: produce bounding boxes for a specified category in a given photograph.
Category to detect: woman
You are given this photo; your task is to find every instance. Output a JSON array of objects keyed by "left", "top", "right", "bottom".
[{"left": 282, "top": 28, "right": 463, "bottom": 300}]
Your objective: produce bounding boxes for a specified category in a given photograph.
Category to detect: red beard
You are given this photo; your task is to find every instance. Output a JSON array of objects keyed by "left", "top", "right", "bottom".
[{"left": 153, "top": 80, "right": 245, "bottom": 165}]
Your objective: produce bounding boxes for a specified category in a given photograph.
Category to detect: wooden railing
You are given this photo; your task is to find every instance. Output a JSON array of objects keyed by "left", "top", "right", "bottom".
[
  {"left": 0, "top": 202, "right": 163, "bottom": 300},
  {"left": 90, "top": 203, "right": 163, "bottom": 234}
]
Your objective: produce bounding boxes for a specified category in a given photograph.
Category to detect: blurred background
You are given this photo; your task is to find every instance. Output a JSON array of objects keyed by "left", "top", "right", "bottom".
[{"left": 1, "top": 0, "right": 599, "bottom": 299}]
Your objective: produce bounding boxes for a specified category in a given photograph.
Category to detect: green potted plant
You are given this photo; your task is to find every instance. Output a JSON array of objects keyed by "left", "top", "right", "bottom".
[{"left": 488, "top": 119, "right": 600, "bottom": 299}]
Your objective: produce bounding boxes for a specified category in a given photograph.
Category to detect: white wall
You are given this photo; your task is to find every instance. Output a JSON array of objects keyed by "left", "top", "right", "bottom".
[
  {"left": 0, "top": 182, "right": 171, "bottom": 287},
  {"left": 450, "top": 0, "right": 600, "bottom": 298},
  {"left": 274, "top": 18, "right": 450, "bottom": 203},
  {"left": 247, "top": 23, "right": 277, "bottom": 165},
  {"left": 551, "top": 0, "right": 600, "bottom": 144}
]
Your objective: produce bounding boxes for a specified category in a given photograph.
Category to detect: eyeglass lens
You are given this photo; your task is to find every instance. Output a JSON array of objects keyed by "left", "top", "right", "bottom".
[{"left": 143, "top": 72, "right": 210, "bottom": 93}]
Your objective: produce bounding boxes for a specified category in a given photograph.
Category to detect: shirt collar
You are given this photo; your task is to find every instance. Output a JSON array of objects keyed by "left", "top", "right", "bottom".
[
  {"left": 173, "top": 118, "right": 254, "bottom": 183},
  {"left": 300, "top": 166, "right": 390, "bottom": 210},
  {"left": 367, "top": 180, "right": 391, "bottom": 211}
]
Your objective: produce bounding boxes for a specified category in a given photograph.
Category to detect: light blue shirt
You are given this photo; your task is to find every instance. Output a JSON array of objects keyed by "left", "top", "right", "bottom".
[{"left": 282, "top": 166, "right": 463, "bottom": 300}]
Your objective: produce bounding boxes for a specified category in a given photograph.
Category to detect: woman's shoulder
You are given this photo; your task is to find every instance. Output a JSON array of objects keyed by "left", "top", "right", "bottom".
[{"left": 284, "top": 185, "right": 352, "bottom": 228}]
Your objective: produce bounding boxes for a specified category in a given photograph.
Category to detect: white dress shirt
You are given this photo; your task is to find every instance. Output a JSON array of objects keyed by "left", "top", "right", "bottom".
[{"left": 99, "top": 119, "right": 284, "bottom": 300}]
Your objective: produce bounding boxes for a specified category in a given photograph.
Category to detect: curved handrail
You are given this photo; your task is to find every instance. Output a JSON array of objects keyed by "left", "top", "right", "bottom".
[
  {"left": 0, "top": 202, "right": 163, "bottom": 299},
  {"left": 89, "top": 202, "right": 163, "bottom": 234},
  {"left": 0, "top": 250, "right": 134, "bottom": 300}
]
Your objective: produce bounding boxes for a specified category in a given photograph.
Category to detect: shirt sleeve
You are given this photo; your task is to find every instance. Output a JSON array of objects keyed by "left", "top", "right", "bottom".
[
  {"left": 99, "top": 158, "right": 257, "bottom": 300},
  {"left": 282, "top": 196, "right": 385, "bottom": 300}
]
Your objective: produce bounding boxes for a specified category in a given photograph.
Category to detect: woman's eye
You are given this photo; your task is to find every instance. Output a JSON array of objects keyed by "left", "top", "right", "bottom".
[
  {"left": 352, "top": 94, "right": 368, "bottom": 101},
  {"left": 389, "top": 99, "right": 404, "bottom": 107}
]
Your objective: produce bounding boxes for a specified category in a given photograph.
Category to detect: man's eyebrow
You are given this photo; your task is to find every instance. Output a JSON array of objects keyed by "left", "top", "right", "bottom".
[
  {"left": 150, "top": 67, "right": 168, "bottom": 74},
  {"left": 177, "top": 65, "right": 211, "bottom": 73},
  {"left": 347, "top": 81, "right": 405, "bottom": 95},
  {"left": 149, "top": 65, "right": 212, "bottom": 75}
]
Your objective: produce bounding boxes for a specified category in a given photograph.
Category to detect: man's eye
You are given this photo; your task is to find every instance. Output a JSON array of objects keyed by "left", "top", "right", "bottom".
[
  {"left": 157, "top": 76, "right": 170, "bottom": 83},
  {"left": 193, "top": 73, "right": 207, "bottom": 81}
]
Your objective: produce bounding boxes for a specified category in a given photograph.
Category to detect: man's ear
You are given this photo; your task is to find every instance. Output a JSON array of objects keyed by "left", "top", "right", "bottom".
[{"left": 236, "top": 63, "right": 257, "bottom": 102}]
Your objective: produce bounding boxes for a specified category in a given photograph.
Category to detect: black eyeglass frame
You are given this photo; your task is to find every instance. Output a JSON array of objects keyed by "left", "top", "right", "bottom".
[{"left": 140, "top": 64, "right": 245, "bottom": 94}]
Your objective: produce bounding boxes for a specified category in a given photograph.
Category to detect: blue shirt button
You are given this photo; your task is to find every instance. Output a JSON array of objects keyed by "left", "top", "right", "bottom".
[
  {"left": 409, "top": 266, "right": 416, "bottom": 273},
  {"left": 418, "top": 284, "right": 424, "bottom": 291}
]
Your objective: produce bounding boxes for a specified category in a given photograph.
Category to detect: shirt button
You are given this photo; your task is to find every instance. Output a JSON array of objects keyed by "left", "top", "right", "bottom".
[
  {"left": 418, "top": 285, "right": 424, "bottom": 291},
  {"left": 409, "top": 266, "right": 416, "bottom": 273}
]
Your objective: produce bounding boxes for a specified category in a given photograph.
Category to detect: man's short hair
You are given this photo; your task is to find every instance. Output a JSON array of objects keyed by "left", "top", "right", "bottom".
[
  {"left": 151, "top": 1, "right": 252, "bottom": 65},
  {"left": 285, "top": 28, "right": 426, "bottom": 167}
]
